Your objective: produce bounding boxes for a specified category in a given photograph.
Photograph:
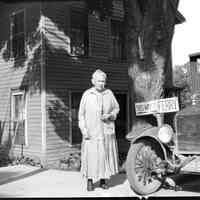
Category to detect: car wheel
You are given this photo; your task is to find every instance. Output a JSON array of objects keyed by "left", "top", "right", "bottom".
[{"left": 126, "top": 139, "right": 165, "bottom": 195}]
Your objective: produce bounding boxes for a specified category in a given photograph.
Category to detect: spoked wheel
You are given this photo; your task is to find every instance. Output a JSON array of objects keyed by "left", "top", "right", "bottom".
[{"left": 126, "top": 139, "right": 165, "bottom": 195}]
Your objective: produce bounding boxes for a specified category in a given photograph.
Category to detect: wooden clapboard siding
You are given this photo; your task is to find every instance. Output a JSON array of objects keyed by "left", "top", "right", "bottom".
[
  {"left": 0, "top": 3, "right": 43, "bottom": 159},
  {"left": 112, "top": 0, "right": 124, "bottom": 21},
  {"left": 0, "top": 0, "right": 128, "bottom": 167},
  {"left": 42, "top": 0, "right": 128, "bottom": 166},
  {"left": 45, "top": 87, "right": 70, "bottom": 165},
  {"left": 46, "top": 56, "right": 128, "bottom": 90},
  {"left": 46, "top": 146, "right": 80, "bottom": 167},
  {"left": 26, "top": 92, "right": 42, "bottom": 149}
]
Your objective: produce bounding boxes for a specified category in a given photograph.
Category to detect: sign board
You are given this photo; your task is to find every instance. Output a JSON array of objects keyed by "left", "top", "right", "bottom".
[{"left": 135, "top": 97, "right": 179, "bottom": 116}]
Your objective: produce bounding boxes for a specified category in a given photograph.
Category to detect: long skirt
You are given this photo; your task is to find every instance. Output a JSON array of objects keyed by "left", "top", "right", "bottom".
[{"left": 81, "top": 134, "right": 119, "bottom": 182}]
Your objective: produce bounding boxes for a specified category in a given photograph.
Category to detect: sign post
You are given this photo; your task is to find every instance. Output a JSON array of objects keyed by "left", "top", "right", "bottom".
[{"left": 135, "top": 97, "right": 179, "bottom": 116}]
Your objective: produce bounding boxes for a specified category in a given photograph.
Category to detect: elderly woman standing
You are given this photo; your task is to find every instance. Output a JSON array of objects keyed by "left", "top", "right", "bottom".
[{"left": 78, "top": 69, "right": 120, "bottom": 191}]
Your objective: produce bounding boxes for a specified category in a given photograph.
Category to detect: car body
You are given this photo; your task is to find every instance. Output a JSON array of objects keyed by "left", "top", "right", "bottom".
[{"left": 125, "top": 94, "right": 200, "bottom": 195}]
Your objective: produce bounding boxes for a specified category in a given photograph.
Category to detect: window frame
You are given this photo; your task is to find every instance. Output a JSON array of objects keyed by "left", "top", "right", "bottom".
[
  {"left": 69, "top": 9, "right": 88, "bottom": 57},
  {"left": 11, "top": 89, "right": 28, "bottom": 146},
  {"left": 10, "top": 9, "right": 26, "bottom": 59},
  {"left": 109, "top": 19, "right": 126, "bottom": 61}
]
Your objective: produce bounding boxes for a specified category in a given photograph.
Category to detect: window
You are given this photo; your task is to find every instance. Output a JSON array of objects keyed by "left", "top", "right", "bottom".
[
  {"left": 70, "top": 10, "right": 88, "bottom": 56},
  {"left": 11, "top": 91, "right": 27, "bottom": 145},
  {"left": 10, "top": 10, "right": 25, "bottom": 58},
  {"left": 110, "top": 20, "right": 125, "bottom": 60}
]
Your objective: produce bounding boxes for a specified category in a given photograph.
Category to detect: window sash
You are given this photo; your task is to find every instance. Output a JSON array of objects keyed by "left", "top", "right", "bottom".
[
  {"left": 13, "top": 120, "right": 25, "bottom": 145},
  {"left": 11, "top": 91, "right": 27, "bottom": 145},
  {"left": 12, "top": 11, "right": 24, "bottom": 35},
  {"left": 110, "top": 20, "right": 124, "bottom": 60},
  {"left": 70, "top": 27, "right": 87, "bottom": 56},
  {"left": 70, "top": 10, "right": 88, "bottom": 56},
  {"left": 111, "top": 36, "right": 123, "bottom": 59},
  {"left": 12, "top": 33, "right": 25, "bottom": 58},
  {"left": 13, "top": 94, "right": 23, "bottom": 120},
  {"left": 10, "top": 10, "right": 25, "bottom": 58}
]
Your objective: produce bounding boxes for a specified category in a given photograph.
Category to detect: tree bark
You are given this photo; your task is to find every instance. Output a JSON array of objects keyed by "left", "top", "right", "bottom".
[{"left": 123, "top": 0, "right": 178, "bottom": 130}]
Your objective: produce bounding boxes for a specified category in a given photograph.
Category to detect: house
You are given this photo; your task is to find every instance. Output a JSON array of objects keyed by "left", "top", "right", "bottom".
[
  {"left": 0, "top": 0, "right": 129, "bottom": 168},
  {"left": 0, "top": 0, "right": 184, "bottom": 168}
]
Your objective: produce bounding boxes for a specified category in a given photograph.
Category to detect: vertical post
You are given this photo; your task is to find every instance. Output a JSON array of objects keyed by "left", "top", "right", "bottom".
[
  {"left": 68, "top": 91, "right": 72, "bottom": 145},
  {"left": 21, "top": 144, "right": 23, "bottom": 158},
  {"left": 155, "top": 113, "right": 164, "bottom": 127},
  {"left": 40, "top": 2, "right": 46, "bottom": 167}
]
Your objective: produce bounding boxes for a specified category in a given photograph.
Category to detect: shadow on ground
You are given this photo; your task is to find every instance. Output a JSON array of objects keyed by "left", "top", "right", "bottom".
[
  {"left": 170, "top": 174, "right": 200, "bottom": 193},
  {"left": 0, "top": 167, "right": 47, "bottom": 186},
  {"left": 93, "top": 172, "right": 127, "bottom": 189},
  {"left": 0, "top": 194, "right": 18, "bottom": 198},
  {"left": 109, "top": 172, "right": 127, "bottom": 187}
]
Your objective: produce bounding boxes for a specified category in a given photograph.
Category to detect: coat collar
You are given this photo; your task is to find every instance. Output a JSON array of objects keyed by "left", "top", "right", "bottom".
[{"left": 89, "top": 87, "right": 109, "bottom": 95}]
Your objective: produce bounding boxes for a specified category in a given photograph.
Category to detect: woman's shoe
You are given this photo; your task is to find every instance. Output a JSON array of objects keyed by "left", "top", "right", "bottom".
[
  {"left": 100, "top": 179, "right": 109, "bottom": 189},
  {"left": 87, "top": 179, "right": 94, "bottom": 191}
]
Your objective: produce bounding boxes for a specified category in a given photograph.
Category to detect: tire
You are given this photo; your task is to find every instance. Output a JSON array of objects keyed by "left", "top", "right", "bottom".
[{"left": 126, "top": 139, "right": 164, "bottom": 195}]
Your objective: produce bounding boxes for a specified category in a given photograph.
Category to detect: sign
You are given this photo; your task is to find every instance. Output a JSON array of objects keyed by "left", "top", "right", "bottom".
[
  {"left": 135, "top": 100, "right": 158, "bottom": 116},
  {"left": 135, "top": 97, "right": 179, "bottom": 116},
  {"left": 157, "top": 97, "right": 179, "bottom": 113}
]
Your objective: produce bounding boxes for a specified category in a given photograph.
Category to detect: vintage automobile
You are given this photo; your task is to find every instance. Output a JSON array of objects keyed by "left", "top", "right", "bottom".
[
  {"left": 125, "top": 93, "right": 200, "bottom": 195},
  {"left": 125, "top": 53, "right": 200, "bottom": 195}
]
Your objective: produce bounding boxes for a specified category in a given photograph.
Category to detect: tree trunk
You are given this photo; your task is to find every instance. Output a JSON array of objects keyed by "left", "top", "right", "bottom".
[{"left": 123, "top": 0, "right": 178, "bottom": 131}]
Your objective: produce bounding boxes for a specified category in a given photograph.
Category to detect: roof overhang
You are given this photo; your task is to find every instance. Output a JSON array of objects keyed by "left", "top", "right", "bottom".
[
  {"left": 169, "top": 0, "right": 186, "bottom": 24},
  {"left": 175, "top": 10, "right": 186, "bottom": 24},
  {"left": 189, "top": 52, "right": 200, "bottom": 61}
]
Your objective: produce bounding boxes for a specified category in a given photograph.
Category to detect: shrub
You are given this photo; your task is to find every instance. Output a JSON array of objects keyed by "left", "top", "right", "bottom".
[
  {"left": 0, "top": 145, "right": 12, "bottom": 167},
  {"left": 59, "top": 152, "right": 81, "bottom": 171}
]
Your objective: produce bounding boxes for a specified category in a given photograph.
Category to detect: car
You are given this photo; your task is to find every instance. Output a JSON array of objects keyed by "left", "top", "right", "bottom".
[
  {"left": 125, "top": 94, "right": 200, "bottom": 195},
  {"left": 126, "top": 93, "right": 200, "bottom": 196},
  {"left": 125, "top": 53, "right": 200, "bottom": 195}
]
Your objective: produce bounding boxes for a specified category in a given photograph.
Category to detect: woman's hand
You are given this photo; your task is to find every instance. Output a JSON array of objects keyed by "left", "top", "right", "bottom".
[
  {"left": 101, "top": 114, "right": 110, "bottom": 121},
  {"left": 83, "top": 134, "right": 90, "bottom": 140},
  {"left": 101, "top": 113, "right": 115, "bottom": 121},
  {"left": 82, "top": 128, "right": 90, "bottom": 140}
]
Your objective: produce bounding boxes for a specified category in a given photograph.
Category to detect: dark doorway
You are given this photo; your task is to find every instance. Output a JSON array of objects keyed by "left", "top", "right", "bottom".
[
  {"left": 70, "top": 92, "right": 130, "bottom": 158},
  {"left": 71, "top": 92, "right": 82, "bottom": 145},
  {"left": 115, "top": 93, "right": 130, "bottom": 157}
]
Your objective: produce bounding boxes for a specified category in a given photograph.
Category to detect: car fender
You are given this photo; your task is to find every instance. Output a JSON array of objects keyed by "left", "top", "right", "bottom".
[{"left": 130, "top": 126, "right": 168, "bottom": 161}]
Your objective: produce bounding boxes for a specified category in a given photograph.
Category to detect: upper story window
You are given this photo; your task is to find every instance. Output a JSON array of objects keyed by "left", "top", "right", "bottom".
[
  {"left": 70, "top": 10, "right": 88, "bottom": 57},
  {"left": 110, "top": 20, "right": 125, "bottom": 61},
  {"left": 10, "top": 10, "right": 25, "bottom": 58}
]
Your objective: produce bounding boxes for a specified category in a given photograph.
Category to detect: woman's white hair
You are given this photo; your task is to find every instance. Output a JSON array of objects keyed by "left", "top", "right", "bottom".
[{"left": 92, "top": 69, "right": 107, "bottom": 80}]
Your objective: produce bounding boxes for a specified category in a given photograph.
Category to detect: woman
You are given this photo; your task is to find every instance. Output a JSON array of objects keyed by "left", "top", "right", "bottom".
[{"left": 78, "top": 69, "right": 120, "bottom": 191}]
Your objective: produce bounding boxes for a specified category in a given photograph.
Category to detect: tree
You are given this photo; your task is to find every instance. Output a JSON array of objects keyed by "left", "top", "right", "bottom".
[
  {"left": 173, "top": 63, "right": 192, "bottom": 108},
  {"left": 173, "top": 63, "right": 190, "bottom": 88},
  {"left": 85, "top": 0, "right": 185, "bottom": 132},
  {"left": 122, "top": 0, "right": 184, "bottom": 131}
]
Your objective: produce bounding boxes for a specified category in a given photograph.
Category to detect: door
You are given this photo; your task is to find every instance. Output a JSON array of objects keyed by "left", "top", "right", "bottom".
[
  {"left": 115, "top": 93, "right": 130, "bottom": 154},
  {"left": 70, "top": 91, "right": 82, "bottom": 145}
]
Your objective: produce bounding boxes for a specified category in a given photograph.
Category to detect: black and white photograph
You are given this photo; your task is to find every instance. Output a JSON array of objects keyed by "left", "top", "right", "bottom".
[{"left": 0, "top": 0, "right": 200, "bottom": 198}]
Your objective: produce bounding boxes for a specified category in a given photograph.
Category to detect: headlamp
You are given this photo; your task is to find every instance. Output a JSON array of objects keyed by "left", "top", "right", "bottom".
[{"left": 158, "top": 124, "right": 174, "bottom": 144}]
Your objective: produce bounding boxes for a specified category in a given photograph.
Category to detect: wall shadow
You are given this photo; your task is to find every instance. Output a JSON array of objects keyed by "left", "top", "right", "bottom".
[{"left": 47, "top": 99, "right": 70, "bottom": 142}]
